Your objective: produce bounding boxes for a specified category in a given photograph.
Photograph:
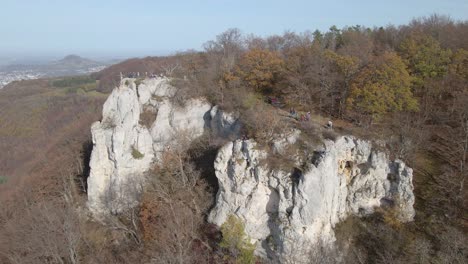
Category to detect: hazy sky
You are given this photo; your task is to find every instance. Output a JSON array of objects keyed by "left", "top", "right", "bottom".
[{"left": 1, "top": 0, "right": 467, "bottom": 58}]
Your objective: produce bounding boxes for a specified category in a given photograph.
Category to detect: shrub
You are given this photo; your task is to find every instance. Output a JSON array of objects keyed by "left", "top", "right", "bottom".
[
  {"left": 139, "top": 108, "right": 157, "bottom": 128},
  {"left": 151, "top": 95, "right": 164, "bottom": 102},
  {"left": 135, "top": 78, "right": 144, "bottom": 88},
  {"left": 0, "top": 176, "right": 6, "bottom": 184},
  {"left": 220, "top": 215, "right": 256, "bottom": 264},
  {"left": 322, "top": 129, "right": 339, "bottom": 141},
  {"left": 131, "top": 147, "right": 144, "bottom": 159},
  {"left": 241, "top": 102, "right": 286, "bottom": 144},
  {"left": 375, "top": 207, "right": 402, "bottom": 230}
]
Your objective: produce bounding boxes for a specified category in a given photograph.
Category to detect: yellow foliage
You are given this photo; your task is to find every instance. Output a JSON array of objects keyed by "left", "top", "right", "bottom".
[
  {"left": 324, "top": 50, "right": 359, "bottom": 77},
  {"left": 347, "top": 51, "right": 418, "bottom": 122}
]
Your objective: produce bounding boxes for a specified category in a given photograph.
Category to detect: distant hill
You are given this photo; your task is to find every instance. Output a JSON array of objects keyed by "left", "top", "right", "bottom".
[
  {"left": 1, "top": 55, "right": 103, "bottom": 71},
  {"left": 0, "top": 55, "right": 114, "bottom": 87},
  {"left": 50, "top": 54, "right": 101, "bottom": 68}
]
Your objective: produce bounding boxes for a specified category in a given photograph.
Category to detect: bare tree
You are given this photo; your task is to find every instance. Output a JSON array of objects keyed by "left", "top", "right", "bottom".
[
  {"left": 436, "top": 226, "right": 467, "bottom": 264},
  {"left": 140, "top": 131, "right": 214, "bottom": 264},
  {"left": 159, "top": 61, "right": 181, "bottom": 77},
  {"left": 0, "top": 191, "right": 81, "bottom": 264}
]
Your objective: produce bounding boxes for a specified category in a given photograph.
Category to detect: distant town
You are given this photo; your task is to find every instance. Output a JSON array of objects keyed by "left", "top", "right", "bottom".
[
  {"left": 0, "top": 70, "right": 44, "bottom": 88},
  {"left": 0, "top": 55, "right": 110, "bottom": 88}
]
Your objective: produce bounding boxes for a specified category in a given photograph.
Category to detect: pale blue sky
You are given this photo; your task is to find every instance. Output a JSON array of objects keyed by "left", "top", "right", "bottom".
[{"left": 1, "top": 0, "right": 467, "bottom": 58}]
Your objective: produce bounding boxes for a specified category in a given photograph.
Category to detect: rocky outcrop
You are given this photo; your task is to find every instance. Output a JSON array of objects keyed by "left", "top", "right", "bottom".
[
  {"left": 208, "top": 136, "right": 415, "bottom": 261},
  {"left": 87, "top": 77, "right": 239, "bottom": 215},
  {"left": 87, "top": 77, "right": 415, "bottom": 262},
  {"left": 88, "top": 79, "right": 154, "bottom": 214}
]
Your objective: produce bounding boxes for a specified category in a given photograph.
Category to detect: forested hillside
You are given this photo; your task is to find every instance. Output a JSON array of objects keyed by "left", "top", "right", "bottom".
[{"left": 0, "top": 14, "right": 466, "bottom": 263}]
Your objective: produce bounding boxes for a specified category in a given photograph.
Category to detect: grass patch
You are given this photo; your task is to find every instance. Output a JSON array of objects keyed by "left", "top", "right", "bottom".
[
  {"left": 131, "top": 146, "right": 144, "bottom": 159},
  {"left": 52, "top": 76, "right": 96, "bottom": 88},
  {"left": 85, "top": 90, "right": 108, "bottom": 98},
  {"left": 52, "top": 76, "right": 101, "bottom": 96},
  {"left": 0, "top": 176, "right": 7, "bottom": 184}
]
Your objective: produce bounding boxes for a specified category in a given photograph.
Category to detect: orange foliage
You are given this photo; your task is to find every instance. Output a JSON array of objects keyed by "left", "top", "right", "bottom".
[
  {"left": 237, "top": 48, "right": 284, "bottom": 92},
  {"left": 139, "top": 192, "right": 159, "bottom": 242}
]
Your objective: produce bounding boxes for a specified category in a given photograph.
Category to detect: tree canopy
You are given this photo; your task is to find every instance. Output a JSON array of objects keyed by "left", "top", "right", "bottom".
[
  {"left": 399, "top": 34, "right": 452, "bottom": 84},
  {"left": 449, "top": 48, "right": 468, "bottom": 80},
  {"left": 237, "top": 48, "right": 284, "bottom": 92},
  {"left": 348, "top": 52, "right": 418, "bottom": 122}
]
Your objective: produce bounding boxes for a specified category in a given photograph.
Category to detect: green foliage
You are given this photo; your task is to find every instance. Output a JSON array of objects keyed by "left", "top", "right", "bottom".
[
  {"left": 53, "top": 76, "right": 100, "bottom": 95},
  {"left": 131, "top": 146, "right": 144, "bottom": 159},
  {"left": 0, "top": 176, "right": 7, "bottom": 184},
  {"left": 220, "top": 215, "right": 256, "bottom": 264},
  {"left": 449, "top": 48, "right": 468, "bottom": 80},
  {"left": 325, "top": 25, "right": 343, "bottom": 48},
  {"left": 52, "top": 76, "right": 96, "bottom": 88},
  {"left": 399, "top": 34, "right": 452, "bottom": 84},
  {"left": 348, "top": 52, "right": 418, "bottom": 122}
]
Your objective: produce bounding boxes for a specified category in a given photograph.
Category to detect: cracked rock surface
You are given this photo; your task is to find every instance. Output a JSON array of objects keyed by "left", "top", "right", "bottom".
[
  {"left": 87, "top": 78, "right": 239, "bottom": 214},
  {"left": 208, "top": 136, "right": 415, "bottom": 261}
]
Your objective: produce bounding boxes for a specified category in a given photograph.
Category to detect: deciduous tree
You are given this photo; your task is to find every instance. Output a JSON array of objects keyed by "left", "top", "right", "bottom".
[
  {"left": 237, "top": 48, "right": 284, "bottom": 93},
  {"left": 399, "top": 34, "right": 452, "bottom": 86},
  {"left": 347, "top": 52, "right": 418, "bottom": 124},
  {"left": 324, "top": 50, "right": 360, "bottom": 117},
  {"left": 449, "top": 48, "right": 468, "bottom": 80}
]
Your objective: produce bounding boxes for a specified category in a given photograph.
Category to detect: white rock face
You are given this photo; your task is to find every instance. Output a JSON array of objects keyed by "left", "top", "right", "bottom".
[
  {"left": 150, "top": 99, "right": 211, "bottom": 160},
  {"left": 87, "top": 77, "right": 415, "bottom": 262},
  {"left": 209, "top": 105, "right": 241, "bottom": 138},
  {"left": 136, "top": 77, "right": 176, "bottom": 106},
  {"left": 208, "top": 136, "right": 415, "bottom": 261},
  {"left": 87, "top": 78, "right": 239, "bottom": 215},
  {"left": 88, "top": 80, "right": 154, "bottom": 214}
]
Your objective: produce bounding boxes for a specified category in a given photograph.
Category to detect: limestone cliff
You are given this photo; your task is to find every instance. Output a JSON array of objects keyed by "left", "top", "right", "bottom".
[
  {"left": 208, "top": 136, "right": 415, "bottom": 261},
  {"left": 87, "top": 77, "right": 239, "bottom": 214},
  {"left": 87, "top": 77, "right": 415, "bottom": 262}
]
